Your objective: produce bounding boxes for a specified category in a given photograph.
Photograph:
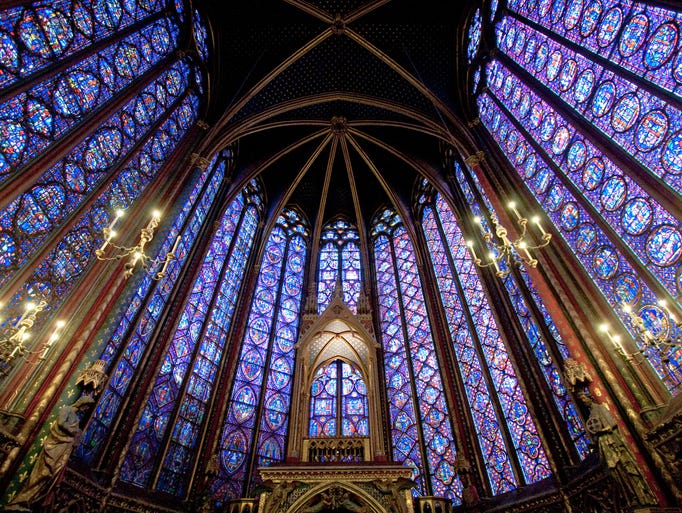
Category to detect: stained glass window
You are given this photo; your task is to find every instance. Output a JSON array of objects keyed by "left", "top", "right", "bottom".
[
  {"left": 470, "top": 0, "right": 682, "bottom": 390},
  {"left": 120, "top": 180, "right": 262, "bottom": 495},
  {"left": 451, "top": 165, "right": 589, "bottom": 458},
  {"left": 317, "top": 219, "right": 362, "bottom": 313},
  {"left": 0, "top": 0, "right": 164, "bottom": 89},
  {"left": 192, "top": 9, "right": 209, "bottom": 62},
  {"left": 467, "top": 8, "right": 482, "bottom": 63},
  {"left": 78, "top": 153, "right": 228, "bottom": 464},
  {"left": 309, "top": 360, "right": 368, "bottom": 438},
  {"left": 419, "top": 177, "right": 570, "bottom": 493},
  {"left": 372, "top": 209, "right": 462, "bottom": 502},
  {"left": 0, "top": 0, "right": 203, "bottom": 384},
  {"left": 211, "top": 208, "right": 308, "bottom": 504}
]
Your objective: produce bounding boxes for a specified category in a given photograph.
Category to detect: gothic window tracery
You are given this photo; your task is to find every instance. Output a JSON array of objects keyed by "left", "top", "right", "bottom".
[
  {"left": 0, "top": 0, "right": 206, "bottom": 383},
  {"left": 317, "top": 218, "right": 362, "bottom": 313},
  {"left": 211, "top": 208, "right": 309, "bottom": 504},
  {"left": 468, "top": 0, "right": 682, "bottom": 390},
  {"left": 372, "top": 208, "right": 463, "bottom": 503},
  {"left": 309, "top": 359, "right": 369, "bottom": 438},
  {"left": 119, "top": 177, "right": 263, "bottom": 496}
]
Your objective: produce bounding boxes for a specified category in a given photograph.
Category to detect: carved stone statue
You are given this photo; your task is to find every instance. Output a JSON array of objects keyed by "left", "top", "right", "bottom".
[
  {"left": 373, "top": 478, "right": 415, "bottom": 513},
  {"left": 5, "top": 396, "right": 95, "bottom": 512},
  {"left": 302, "top": 487, "right": 365, "bottom": 513},
  {"left": 563, "top": 358, "right": 593, "bottom": 389},
  {"left": 578, "top": 392, "right": 657, "bottom": 507},
  {"left": 263, "top": 481, "right": 296, "bottom": 513}
]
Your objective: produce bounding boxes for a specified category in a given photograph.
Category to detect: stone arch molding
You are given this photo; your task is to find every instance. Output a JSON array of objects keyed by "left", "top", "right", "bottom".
[{"left": 287, "top": 482, "right": 386, "bottom": 513}]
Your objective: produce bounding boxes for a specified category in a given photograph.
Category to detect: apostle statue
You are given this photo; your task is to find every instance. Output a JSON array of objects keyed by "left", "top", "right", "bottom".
[
  {"left": 578, "top": 392, "right": 657, "bottom": 507},
  {"left": 5, "top": 396, "right": 95, "bottom": 512}
]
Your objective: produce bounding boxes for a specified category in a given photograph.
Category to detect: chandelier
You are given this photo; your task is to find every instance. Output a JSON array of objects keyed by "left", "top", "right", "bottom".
[
  {"left": 0, "top": 301, "right": 48, "bottom": 365},
  {"left": 96, "top": 209, "right": 180, "bottom": 280},
  {"left": 617, "top": 301, "right": 681, "bottom": 363},
  {"left": 466, "top": 202, "right": 551, "bottom": 277}
]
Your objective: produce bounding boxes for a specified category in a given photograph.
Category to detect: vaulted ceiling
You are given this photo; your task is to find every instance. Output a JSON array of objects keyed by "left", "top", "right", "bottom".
[{"left": 195, "top": 0, "right": 479, "bottom": 230}]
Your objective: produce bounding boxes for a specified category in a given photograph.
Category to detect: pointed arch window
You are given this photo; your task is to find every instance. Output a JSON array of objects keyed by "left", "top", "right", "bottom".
[
  {"left": 448, "top": 164, "right": 589, "bottom": 459},
  {"left": 468, "top": 0, "right": 682, "bottom": 389},
  {"left": 419, "top": 179, "right": 554, "bottom": 493},
  {"left": 78, "top": 152, "right": 230, "bottom": 465},
  {"left": 309, "top": 359, "right": 369, "bottom": 438},
  {"left": 372, "top": 208, "right": 462, "bottom": 503},
  {"left": 119, "top": 179, "right": 263, "bottom": 496},
  {"left": 211, "top": 208, "right": 308, "bottom": 504},
  {"left": 317, "top": 219, "right": 362, "bottom": 313}
]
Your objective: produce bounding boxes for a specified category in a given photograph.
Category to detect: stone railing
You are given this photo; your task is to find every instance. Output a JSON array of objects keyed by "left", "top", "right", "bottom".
[{"left": 302, "top": 436, "right": 370, "bottom": 462}]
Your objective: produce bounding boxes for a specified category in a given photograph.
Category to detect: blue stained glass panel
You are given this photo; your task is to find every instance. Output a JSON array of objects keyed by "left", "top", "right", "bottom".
[
  {"left": 477, "top": 92, "right": 681, "bottom": 388},
  {"left": 0, "top": 60, "right": 191, "bottom": 290},
  {"left": 0, "top": 0, "right": 165, "bottom": 89}
]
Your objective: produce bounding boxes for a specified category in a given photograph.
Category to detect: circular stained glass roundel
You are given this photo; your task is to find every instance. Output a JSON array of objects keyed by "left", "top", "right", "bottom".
[
  {"left": 646, "top": 226, "right": 682, "bottom": 266},
  {"left": 567, "top": 140, "right": 587, "bottom": 171},
  {"left": 524, "top": 36, "right": 538, "bottom": 65},
  {"left": 19, "top": 8, "right": 73, "bottom": 58},
  {"left": 622, "top": 198, "right": 652, "bottom": 236},
  {"left": 561, "top": 202, "right": 580, "bottom": 230},
  {"left": 93, "top": 0, "right": 122, "bottom": 29},
  {"left": 559, "top": 59, "right": 578, "bottom": 91},
  {"left": 546, "top": 51, "right": 563, "bottom": 82},
  {"left": 574, "top": 69, "right": 595, "bottom": 103},
  {"left": 661, "top": 132, "right": 682, "bottom": 174},
  {"left": 575, "top": 223, "right": 597, "bottom": 254},
  {"left": 26, "top": 99, "right": 53, "bottom": 136},
  {"left": 71, "top": 2, "right": 93, "bottom": 37},
  {"left": 534, "top": 166, "right": 551, "bottom": 193},
  {"left": 546, "top": 184, "right": 565, "bottom": 212},
  {"left": 582, "top": 157, "right": 605, "bottom": 190},
  {"left": 552, "top": 126, "right": 570, "bottom": 154},
  {"left": 551, "top": 0, "right": 566, "bottom": 24},
  {"left": 240, "top": 349, "right": 263, "bottom": 380},
  {"left": 265, "top": 394, "right": 287, "bottom": 430},
  {"left": 645, "top": 23, "right": 678, "bottom": 69},
  {"left": 591, "top": 81, "right": 616, "bottom": 117},
  {"left": 540, "top": 113, "right": 557, "bottom": 141},
  {"left": 221, "top": 432, "right": 247, "bottom": 473},
  {"left": 619, "top": 14, "right": 648, "bottom": 58},
  {"left": 54, "top": 71, "right": 102, "bottom": 116},
  {"left": 564, "top": 0, "right": 583, "bottom": 31},
  {"left": 530, "top": 102, "right": 543, "bottom": 128},
  {"left": 614, "top": 273, "right": 641, "bottom": 304},
  {"left": 592, "top": 246, "right": 619, "bottom": 279},
  {"left": 535, "top": 42, "right": 549, "bottom": 72},
  {"left": 4, "top": 104, "right": 30, "bottom": 149},
  {"left": 597, "top": 7, "right": 623, "bottom": 47},
  {"left": 600, "top": 177, "right": 627, "bottom": 211},
  {"left": 84, "top": 128, "right": 122, "bottom": 171},
  {"left": 581, "top": 0, "right": 602, "bottom": 37},
  {"left": 611, "top": 94, "right": 640, "bottom": 133},
  {"left": 636, "top": 110, "right": 668, "bottom": 151},
  {"left": 233, "top": 386, "right": 257, "bottom": 422}
]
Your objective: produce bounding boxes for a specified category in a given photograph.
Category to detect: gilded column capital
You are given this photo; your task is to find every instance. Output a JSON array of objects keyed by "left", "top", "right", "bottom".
[
  {"left": 196, "top": 120, "right": 209, "bottom": 130},
  {"left": 190, "top": 153, "right": 211, "bottom": 170},
  {"left": 464, "top": 151, "right": 486, "bottom": 167}
]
